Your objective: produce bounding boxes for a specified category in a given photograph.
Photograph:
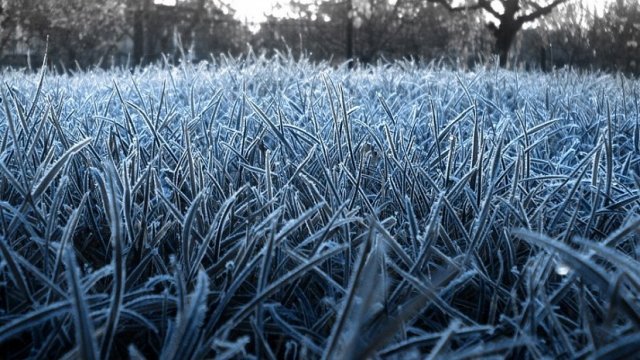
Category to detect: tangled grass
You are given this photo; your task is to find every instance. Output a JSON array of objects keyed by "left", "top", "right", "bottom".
[{"left": 0, "top": 55, "right": 639, "bottom": 358}]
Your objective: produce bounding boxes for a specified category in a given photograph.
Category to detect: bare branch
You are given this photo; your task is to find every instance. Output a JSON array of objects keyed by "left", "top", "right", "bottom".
[
  {"left": 425, "top": 0, "right": 483, "bottom": 12},
  {"left": 426, "top": 0, "right": 502, "bottom": 19},
  {"left": 516, "top": 0, "right": 568, "bottom": 24},
  {"left": 479, "top": 0, "right": 502, "bottom": 18}
]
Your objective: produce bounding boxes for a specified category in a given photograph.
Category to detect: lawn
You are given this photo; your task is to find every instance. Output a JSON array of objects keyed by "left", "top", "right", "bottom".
[{"left": 1, "top": 55, "right": 639, "bottom": 358}]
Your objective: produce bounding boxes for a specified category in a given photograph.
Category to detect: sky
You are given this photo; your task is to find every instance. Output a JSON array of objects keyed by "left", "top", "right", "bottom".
[
  {"left": 157, "top": 0, "right": 610, "bottom": 24},
  {"left": 229, "top": 0, "right": 285, "bottom": 23}
]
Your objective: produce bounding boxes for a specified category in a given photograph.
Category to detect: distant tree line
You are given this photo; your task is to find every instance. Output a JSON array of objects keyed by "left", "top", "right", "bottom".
[
  {"left": 0, "top": 0, "right": 639, "bottom": 74},
  {"left": 0, "top": 0, "right": 247, "bottom": 69}
]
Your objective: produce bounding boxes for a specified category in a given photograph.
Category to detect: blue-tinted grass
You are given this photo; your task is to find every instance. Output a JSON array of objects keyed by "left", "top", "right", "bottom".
[{"left": 0, "top": 54, "right": 639, "bottom": 358}]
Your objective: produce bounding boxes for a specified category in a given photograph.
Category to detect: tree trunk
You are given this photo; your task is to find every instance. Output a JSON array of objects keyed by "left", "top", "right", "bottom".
[
  {"left": 132, "top": 0, "right": 152, "bottom": 66},
  {"left": 494, "top": 21, "right": 519, "bottom": 67},
  {"left": 132, "top": 9, "right": 144, "bottom": 65},
  {"left": 346, "top": 0, "right": 354, "bottom": 68}
]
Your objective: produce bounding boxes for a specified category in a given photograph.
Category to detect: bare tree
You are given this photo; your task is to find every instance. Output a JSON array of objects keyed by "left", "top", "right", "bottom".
[{"left": 428, "top": 0, "right": 568, "bottom": 67}]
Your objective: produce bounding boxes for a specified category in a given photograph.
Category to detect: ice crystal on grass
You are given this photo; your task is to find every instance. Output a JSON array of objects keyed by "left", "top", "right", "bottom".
[{"left": 0, "top": 55, "right": 639, "bottom": 358}]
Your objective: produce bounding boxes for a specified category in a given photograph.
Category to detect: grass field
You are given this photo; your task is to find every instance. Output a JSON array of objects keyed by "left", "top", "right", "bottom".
[{"left": 1, "top": 55, "right": 639, "bottom": 359}]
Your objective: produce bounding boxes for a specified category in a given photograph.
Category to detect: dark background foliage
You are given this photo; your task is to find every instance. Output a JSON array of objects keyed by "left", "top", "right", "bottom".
[{"left": 1, "top": 0, "right": 639, "bottom": 73}]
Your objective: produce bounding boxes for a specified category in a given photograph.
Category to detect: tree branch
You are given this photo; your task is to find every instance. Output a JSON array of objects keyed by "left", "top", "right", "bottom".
[
  {"left": 516, "top": 0, "right": 568, "bottom": 24},
  {"left": 425, "top": 0, "right": 483, "bottom": 12},
  {"left": 480, "top": 0, "right": 503, "bottom": 18},
  {"left": 426, "top": 0, "right": 502, "bottom": 19}
]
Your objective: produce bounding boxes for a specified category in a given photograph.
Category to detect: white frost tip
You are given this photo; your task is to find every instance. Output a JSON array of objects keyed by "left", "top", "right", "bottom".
[{"left": 554, "top": 262, "right": 571, "bottom": 276}]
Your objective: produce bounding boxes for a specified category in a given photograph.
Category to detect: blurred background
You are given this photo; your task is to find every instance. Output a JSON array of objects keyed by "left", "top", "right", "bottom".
[{"left": 0, "top": 0, "right": 638, "bottom": 74}]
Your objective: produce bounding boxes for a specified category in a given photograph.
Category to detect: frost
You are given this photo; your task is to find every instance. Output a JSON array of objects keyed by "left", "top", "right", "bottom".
[{"left": 554, "top": 260, "right": 572, "bottom": 276}]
